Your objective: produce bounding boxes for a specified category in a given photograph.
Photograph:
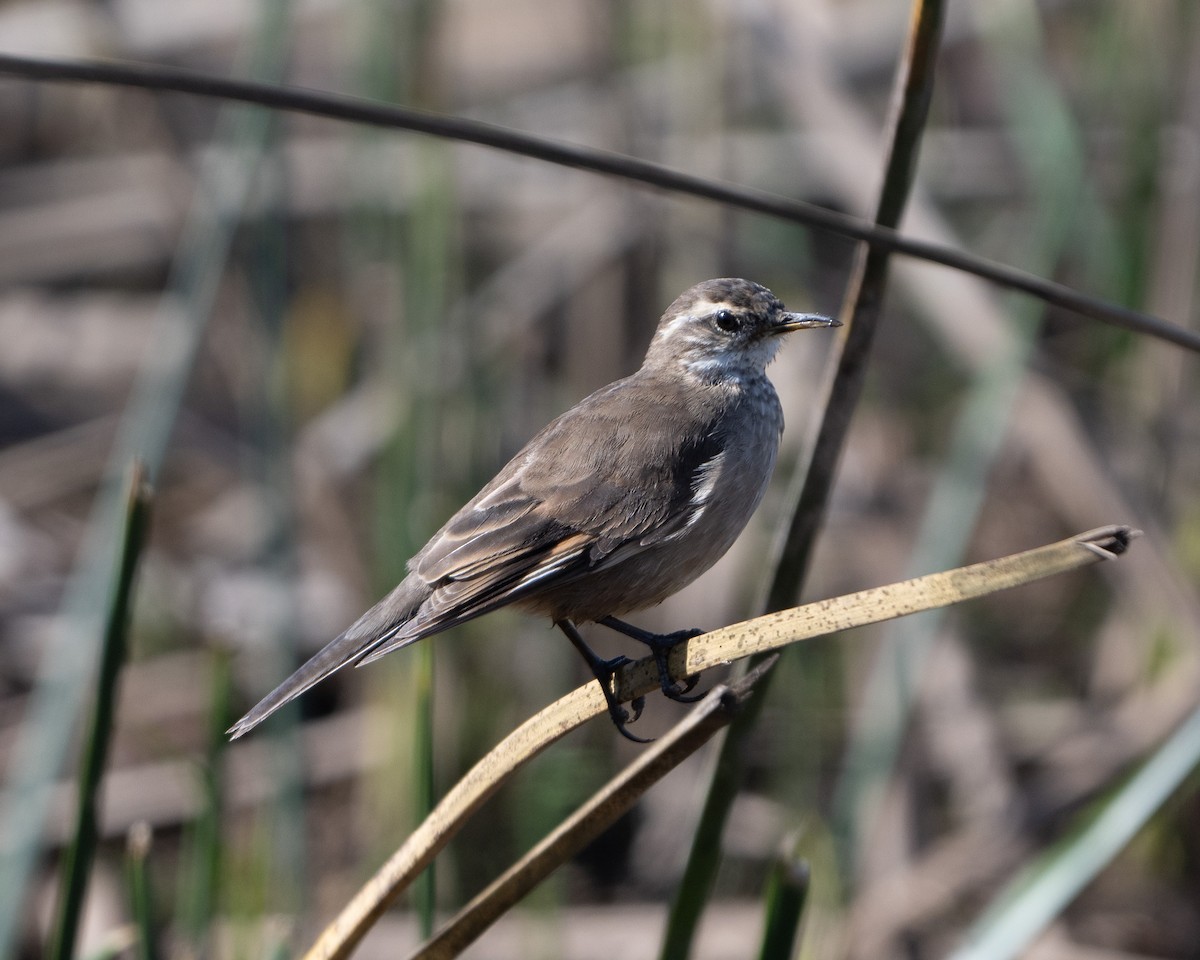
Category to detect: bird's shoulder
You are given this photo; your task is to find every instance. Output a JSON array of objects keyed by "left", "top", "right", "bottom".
[{"left": 525, "top": 371, "right": 725, "bottom": 475}]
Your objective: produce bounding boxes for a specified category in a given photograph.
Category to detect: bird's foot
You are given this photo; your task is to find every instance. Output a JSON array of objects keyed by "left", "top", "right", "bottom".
[
  {"left": 595, "top": 655, "right": 651, "bottom": 743},
  {"left": 599, "top": 618, "right": 705, "bottom": 703},
  {"left": 651, "top": 635, "right": 704, "bottom": 703},
  {"left": 557, "top": 620, "right": 651, "bottom": 742}
]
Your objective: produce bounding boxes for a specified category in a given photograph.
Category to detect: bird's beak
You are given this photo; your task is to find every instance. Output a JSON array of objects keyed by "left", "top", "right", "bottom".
[{"left": 773, "top": 312, "right": 840, "bottom": 334}]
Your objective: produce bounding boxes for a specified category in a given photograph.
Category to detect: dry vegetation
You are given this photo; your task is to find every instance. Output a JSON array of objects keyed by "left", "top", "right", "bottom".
[{"left": 0, "top": 1, "right": 1198, "bottom": 959}]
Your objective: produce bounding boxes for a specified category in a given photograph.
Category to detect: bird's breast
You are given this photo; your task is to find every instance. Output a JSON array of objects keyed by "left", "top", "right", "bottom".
[{"left": 667, "top": 376, "right": 782, "bottom": 553}]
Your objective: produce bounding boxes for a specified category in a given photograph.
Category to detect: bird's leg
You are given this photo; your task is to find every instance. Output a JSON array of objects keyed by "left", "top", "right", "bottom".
[
  {"left": 598, "top": 616, "right": 704, "bottom": 703},
  {"left": 555, "top": 620, "right": 649, "bottom": 743}
]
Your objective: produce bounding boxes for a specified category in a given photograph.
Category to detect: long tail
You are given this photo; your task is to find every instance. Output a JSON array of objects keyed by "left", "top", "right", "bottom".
[{"left": 227, "top": 575, "right": 429, "bottom": 739}]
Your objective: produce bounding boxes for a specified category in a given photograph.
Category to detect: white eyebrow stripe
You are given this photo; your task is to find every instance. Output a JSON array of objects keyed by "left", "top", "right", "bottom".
[{"left": 663, "top": 299, "right": 738, "bottom": 333}]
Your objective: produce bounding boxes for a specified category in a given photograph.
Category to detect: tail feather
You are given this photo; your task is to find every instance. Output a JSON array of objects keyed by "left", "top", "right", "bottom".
[{"left": 227, "top": 575, "right": 429, "bottom": 739}]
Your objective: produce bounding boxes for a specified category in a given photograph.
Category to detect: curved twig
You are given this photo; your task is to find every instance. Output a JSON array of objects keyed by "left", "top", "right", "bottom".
[{"left": 302, "top": 525, "right": 1136, "bottom": 960}]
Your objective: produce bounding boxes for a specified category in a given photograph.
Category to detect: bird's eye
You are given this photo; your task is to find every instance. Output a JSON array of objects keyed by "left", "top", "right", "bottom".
[{"left": 713, "top": 309, "right": 741, "bottom": 333}]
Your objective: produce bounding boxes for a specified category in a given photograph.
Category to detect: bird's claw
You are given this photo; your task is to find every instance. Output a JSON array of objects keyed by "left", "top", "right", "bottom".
[
  {"left": 557, "top": 621, "right": 654, "bottom": 740},
  {"left": 611, "top": 695, "right": 651, "bottom": 742},
  {"left": 626, "top": 624, "right": 706, "bottom": 704},
  {"left": 661, "top": 672, "right": 703, "bottom": 702},
  {"left": 598, "top": 618, "right": 708, "bottom": 704},
  {"left": 651, "top": 647, "right": 704, "bottom": 702},
  {"left": 596, "top": 659, "right": 652, "bottom": 742}
]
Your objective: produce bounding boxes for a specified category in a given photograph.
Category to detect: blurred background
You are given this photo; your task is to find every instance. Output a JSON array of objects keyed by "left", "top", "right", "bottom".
[{"left": 1, "top": 1, "right": 1198, "bottom": 958}]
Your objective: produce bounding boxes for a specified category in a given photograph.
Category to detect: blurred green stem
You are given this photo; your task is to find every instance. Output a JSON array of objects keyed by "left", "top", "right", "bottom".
[
  {"left": 354, "top": 0, "right": 451, "bottom": 937},
  {"left": 950, "top": 704, "right": 1200, "bottom": 960},
  {"left": 756, "top": 854, "right": 810, "bottom": 960},
  {"left": 243, "top": 71, "right": 310, "bottom": 921},
  {"left": 48, "top": 465, "right": 152, "bottom": 960},
  {"left": 178, "top": 650, "right": 233, "bottom": 949},
  {"left": 126, "top": 823, "right": 158, "bottom": 960},
  {"left": 832, "top": 0, "right": 1104, "bottom": 879},
  {"left": 0, "top": 7, "right": 290, "bottom": 952}
]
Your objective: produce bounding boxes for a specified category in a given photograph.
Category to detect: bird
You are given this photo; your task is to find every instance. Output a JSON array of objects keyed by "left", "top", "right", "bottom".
[{"left": 228, "top": 278, "right": 838, "bottom": 741}]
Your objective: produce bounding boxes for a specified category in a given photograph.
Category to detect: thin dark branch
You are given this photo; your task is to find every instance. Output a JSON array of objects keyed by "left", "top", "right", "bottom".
[
  {"left": 663, "top": 4, "right": 947, "bottom": 958},
  {"left": 0, "top": 53, "right": 1197, "bottom": 353},
  {"left": 767, "top": 0, "right": 946, "bottom": 613}
]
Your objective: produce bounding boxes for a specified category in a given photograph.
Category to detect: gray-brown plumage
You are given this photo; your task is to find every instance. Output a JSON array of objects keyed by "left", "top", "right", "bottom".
[{"left": 229, "top": 278, "right": 836, "bottom": 739}]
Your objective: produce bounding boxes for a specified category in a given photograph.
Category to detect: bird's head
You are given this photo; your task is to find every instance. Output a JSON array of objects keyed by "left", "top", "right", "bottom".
[{"left": 645, "top": 278, "right": 838, "bottom": 379}]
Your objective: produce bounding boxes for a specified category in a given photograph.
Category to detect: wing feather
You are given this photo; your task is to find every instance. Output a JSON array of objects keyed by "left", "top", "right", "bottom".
[
  {"left": 232, "top": 373, "right": 737, "bottom": 732},
  {"left": 363, "top": 374, "right": 728, "bottom": 658}
]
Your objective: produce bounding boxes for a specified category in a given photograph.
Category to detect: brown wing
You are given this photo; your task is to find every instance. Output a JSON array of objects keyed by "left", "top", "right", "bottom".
[
  {"left": 357, "top": 374, "right": 726, "bottom": 662},
  {"left": 234, "top": 374, "right": 731, "bottom": 730}
]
